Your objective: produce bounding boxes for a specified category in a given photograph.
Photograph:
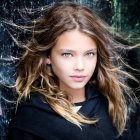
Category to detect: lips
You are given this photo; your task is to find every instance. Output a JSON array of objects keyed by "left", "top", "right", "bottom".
[{"left": 70, "top": 75, "right": 87, "bottom": 82}]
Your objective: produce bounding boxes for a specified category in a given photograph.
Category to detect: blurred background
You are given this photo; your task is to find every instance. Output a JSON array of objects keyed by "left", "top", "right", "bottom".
[{"left": 0, "top": 0, "right": 140, "bottom": 140}]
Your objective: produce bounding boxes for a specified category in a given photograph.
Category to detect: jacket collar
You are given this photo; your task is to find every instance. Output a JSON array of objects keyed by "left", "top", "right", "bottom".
[{"left": 85, "top": 84, "right": 100, "bottom": 101}]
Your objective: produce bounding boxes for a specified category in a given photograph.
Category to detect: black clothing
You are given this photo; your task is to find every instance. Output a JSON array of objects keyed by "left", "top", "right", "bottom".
[{"left": 8, "top": 85, "right": 120, "bottom": 140}]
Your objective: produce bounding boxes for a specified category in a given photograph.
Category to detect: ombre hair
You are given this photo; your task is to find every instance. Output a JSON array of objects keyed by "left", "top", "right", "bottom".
[{"left": 14, "top": 1, "right": 137, "bottom": 136}]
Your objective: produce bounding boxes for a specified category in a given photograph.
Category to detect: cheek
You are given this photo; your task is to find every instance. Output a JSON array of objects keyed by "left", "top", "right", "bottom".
[
  {"left": 51, "top": 61, "right": 70, "bottom": 75},
  {"left": 87, "top": 58, "right": 97, "bottom": 73}
]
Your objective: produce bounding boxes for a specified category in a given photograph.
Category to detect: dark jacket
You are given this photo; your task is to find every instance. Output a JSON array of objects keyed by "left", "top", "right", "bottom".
[{"left": 8, "top": 85, "right": 122, "bottom": 140}]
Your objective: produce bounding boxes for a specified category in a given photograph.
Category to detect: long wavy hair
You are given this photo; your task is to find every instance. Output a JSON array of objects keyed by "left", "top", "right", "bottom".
[{"left": 14, "top": 1, "right": 137, "bottom": 136}]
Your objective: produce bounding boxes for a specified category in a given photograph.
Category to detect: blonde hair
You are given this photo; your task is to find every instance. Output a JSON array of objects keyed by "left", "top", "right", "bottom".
[{"left": 13, "top": 2, "right": 137, "bottom": 136}]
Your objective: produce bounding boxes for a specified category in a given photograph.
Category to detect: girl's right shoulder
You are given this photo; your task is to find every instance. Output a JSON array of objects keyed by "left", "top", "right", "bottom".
[
  {"left": 9, "top": 93, "right": 57, "bottom": 138},
  {"left": 17, "top": 92, "right": 53, "bottom": 113}
]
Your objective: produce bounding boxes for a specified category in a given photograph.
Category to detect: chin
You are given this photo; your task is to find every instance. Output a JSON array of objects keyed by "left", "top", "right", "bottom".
[{"left": 68, "top": 83, "right": 87, "bottom": 90}]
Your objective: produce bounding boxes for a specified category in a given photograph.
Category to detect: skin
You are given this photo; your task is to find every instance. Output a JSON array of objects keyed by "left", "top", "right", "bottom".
[{"left": 46, "top": 30, "right": 97, "bottom": 103}]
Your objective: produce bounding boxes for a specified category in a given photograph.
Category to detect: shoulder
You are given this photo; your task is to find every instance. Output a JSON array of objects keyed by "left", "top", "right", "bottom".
[
  {"left": 17, "top": 93, "right": 53, "bottom": 113},
  {"left": 10, "top": 93, "right": 56, "bottom": 134}
]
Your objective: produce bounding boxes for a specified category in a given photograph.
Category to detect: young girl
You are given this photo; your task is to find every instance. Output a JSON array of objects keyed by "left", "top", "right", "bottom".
[{"left": 8, "top": 1, "right": 136, "bottom": 140}]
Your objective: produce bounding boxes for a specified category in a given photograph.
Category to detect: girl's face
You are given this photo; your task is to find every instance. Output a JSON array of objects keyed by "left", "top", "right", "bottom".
[{"left": 46, "top": 30, "right": 97, "bottom": 92}]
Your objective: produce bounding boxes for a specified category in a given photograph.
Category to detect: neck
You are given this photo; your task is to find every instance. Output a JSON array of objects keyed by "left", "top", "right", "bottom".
[{"left": 60, "top": 86, "right": 86, "bottom": 103}]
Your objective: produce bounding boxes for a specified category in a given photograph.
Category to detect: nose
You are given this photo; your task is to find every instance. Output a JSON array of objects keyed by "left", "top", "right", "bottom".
[{"left": 73, "top": 57, "right": 84, "bottom": 71}]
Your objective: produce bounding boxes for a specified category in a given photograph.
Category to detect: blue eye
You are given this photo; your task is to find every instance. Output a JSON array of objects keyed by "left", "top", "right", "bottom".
[
  {"left": 61, "top": 53, "right": 72, "bottom": 57},
  {"left": 86, "top": 52, "right": 96, "bottom": 56}
]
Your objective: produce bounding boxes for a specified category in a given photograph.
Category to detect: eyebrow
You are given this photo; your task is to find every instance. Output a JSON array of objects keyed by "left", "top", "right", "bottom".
[{"left": 58, "top": 49, "right": 97, "bottom": 53}]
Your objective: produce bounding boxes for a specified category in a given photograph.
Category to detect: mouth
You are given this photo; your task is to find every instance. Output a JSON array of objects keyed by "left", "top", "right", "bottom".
[{"left": 70, "top": 75, "right": 87, "bottom": 82}]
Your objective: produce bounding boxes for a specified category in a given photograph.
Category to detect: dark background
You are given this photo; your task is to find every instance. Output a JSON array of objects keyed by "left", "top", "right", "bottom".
[{"left": 0, "top": 0, "right": 140, "bottom": 140}]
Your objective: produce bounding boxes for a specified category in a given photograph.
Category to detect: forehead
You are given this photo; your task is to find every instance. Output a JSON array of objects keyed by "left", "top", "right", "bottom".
[{"left": 53, "top": 30, "right": 97, "bottom": 52}]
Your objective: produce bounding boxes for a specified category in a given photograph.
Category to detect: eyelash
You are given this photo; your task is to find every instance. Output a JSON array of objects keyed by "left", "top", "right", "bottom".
[
  {"left": 61, "top": 53, "right": 72, "bottom": 57},
  {"left": 86, "top": 52, "right": 96, "bottom": 56},
  {"left": 61, "top": 52, "right": 96, "bottom": 57}
]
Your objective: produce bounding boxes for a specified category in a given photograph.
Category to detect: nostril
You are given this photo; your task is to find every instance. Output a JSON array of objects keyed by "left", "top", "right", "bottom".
[{"left": 73, "top": 65, "right": 84, "bottom": 71}]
